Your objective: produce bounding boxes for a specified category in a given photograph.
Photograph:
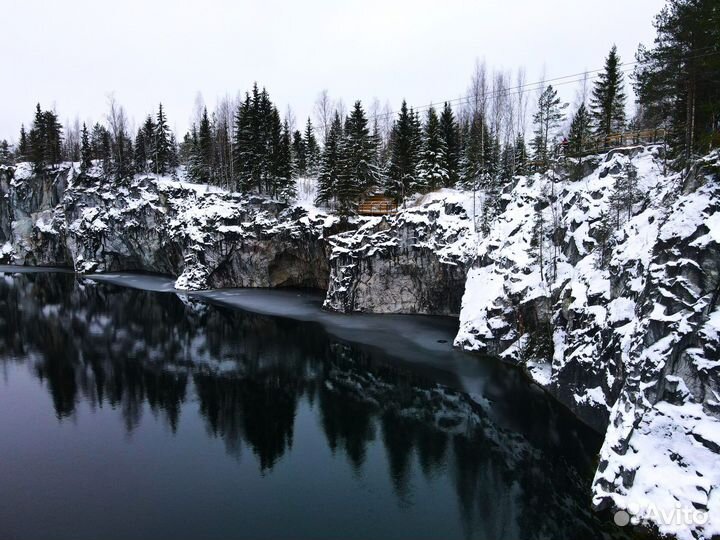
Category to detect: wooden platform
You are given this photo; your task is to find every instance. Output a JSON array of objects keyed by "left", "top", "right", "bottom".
[{"left": 358, "top": 195, "right": 398, "bottom": 216}]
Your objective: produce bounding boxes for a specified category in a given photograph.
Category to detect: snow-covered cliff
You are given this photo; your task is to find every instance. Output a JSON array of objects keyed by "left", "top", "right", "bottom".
[
  {"left": 324, "top": 190, "right": 475, "bottom": 315},
  {"left": 454, "top": 146, "right": 720, "bottom": 540},
  {"left": 2, "top": 146, "right": 719, "bottom": 539},
  {"left": 1, "top": 164, "right": 340, "bottom": 291}
]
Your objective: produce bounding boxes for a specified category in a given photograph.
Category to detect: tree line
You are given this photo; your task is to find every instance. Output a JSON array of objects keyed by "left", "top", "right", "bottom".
[{"left": 2, "top": 0, "right": 716, "bottom": 205}]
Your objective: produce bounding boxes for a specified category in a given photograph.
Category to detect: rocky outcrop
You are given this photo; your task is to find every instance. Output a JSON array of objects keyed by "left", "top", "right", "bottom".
[
  {"left": 1, "top": 163, "right": 71, "bottom": 265},
  {"left": 3, "top": 164, "right": 340, "bottom": 290},
  {"left": 324, "top": 192, "right": 475, "bottom": 315},
  {"left": 455, "top": 146, "right": 720, "bottom": 539}
]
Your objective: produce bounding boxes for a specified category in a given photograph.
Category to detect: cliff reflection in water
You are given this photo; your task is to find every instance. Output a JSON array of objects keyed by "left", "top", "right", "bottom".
[{"left": 0, "top": 271, "right": 624, "bottom": 539}]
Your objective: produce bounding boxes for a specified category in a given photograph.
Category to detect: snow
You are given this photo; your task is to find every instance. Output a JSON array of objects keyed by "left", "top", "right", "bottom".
[
  {"left": 452, "top": 147, "right": 720, "bottom": 539},
  {"left": 574, "top": 386, "right": 608, "bottom": 408},
  {"left": 594, "top": 400, "right": 720, "bottom": 540},
  {"left": 659, "top": 189, "right": 713, "bottom": 242},
  {"left": 607, "top": 297, "right": 636, "bottom": 324}
]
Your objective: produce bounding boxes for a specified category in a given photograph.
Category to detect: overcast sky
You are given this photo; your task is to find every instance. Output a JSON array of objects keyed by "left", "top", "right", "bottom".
[{"left": 0, "top": 0, "right": 665, "bottom": 142}]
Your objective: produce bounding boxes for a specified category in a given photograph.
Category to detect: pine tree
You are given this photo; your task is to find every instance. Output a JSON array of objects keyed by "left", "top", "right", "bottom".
[
  {"left": 292, "top": 130, "right": 307, "bottom": 177},
  {"left": 531, "top": 85, "right": 568, "bottom": 168},
  {"left": 168, "top": 133, "right": 179, "bottom": 171},
  {"left": 514, "top": 133, "right": 528, "bottom": 175},
  {"left": 18, "top": 125, "right": 28, "bottom": 161},
  {"left": 387, "top": 100, "right": 420, "bottom": 200},
  {"left": 90, "top": 123, "right": 106, "bottom": 162},
  {"left": 337, "top": 101, "right": 377, "bottom": 214},
  {"left": 98, "top": 127, "right": 112, "bottom": 173},
  {"left": 0, "top": 141, "right": 11, "bottom": 166},
  {"left": 531, "top": 201, "right": 547, "bottom": 282},
  {"left": 304, "top": 118, "right": 319, "bottom": 176},
  {"left": 43, "top": 110, "right": 63, "bottom": 166},
  {"left": 153, "top": 103, "right": 172, "bottom": 174},
  {"left": 270, "top": 118, "right": 294, "bottom": 200},
  {"left": 567, "top": 103, "right": 593, "bottom": 156},
  {"left": 134, "top": 127, "right": 147, "bottom": 173},
  {"left": 594, "top": 210, "right": 615, "bottom": 270},
  {"left": 462, "top": 111, "right": 491, "bottom": 189},
  {"left": 113, "top": 132, "right": 133, "bottom": 179},
  {"left": 255, "top": 87, "right": 274, "bottom": 190},
  {"left": 232, "top": 84, "right": 287, "bottom": 193},
  {"left": 197, "top": 107, "right": 214, "bottom": 181},
  {"left": 500, "top": 142, "right": 515, "bottom": 183},
  {"left": 608, "top": 162, "right": 643, "bottom": 229},
  {"left": 439, "top": 103, "right": 460, "bottom": 187},
  {"left": 315, "top": 112, "right": 343, "bottom": 207},
  {"left": 29, "top": 104, "right": 46, "bottom": 171},
  {"left": 233, "top": 92, "right": 254, "bottom": 191},
  {"left": 181, "top": 127, "right": 200, "bottom": 180},
  {"left": 591, "top": 45, "right": 627, "bottom": 137},
  {"left": 415, "top": 106, "right": 449, "bottom": 193},
  {"left": 80, "top": 123, "right": 92, "bottom": 171},
  {"left": 633, "top": 0, "right": 720, "bottom": 162}
]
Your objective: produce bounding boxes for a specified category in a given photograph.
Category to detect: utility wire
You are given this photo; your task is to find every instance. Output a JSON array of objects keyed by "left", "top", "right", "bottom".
[{"left": 369, "top": 48, "right": 720, "bottom": 122}]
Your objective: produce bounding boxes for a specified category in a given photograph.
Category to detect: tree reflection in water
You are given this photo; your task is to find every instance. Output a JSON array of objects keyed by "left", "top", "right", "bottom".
[{"left": 0, "top": 271, "right": 628, "bottom": 540}]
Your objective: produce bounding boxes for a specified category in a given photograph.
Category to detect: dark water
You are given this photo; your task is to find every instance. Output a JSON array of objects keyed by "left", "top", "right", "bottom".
[{"left": 0, "top": 269, "right": 625, "bottom": 540}]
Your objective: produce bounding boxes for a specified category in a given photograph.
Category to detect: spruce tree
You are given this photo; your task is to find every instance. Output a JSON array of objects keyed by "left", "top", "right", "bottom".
[
  {"left": 567, "top": 103, "right": 593, "bottom": 156},
  {"left": 608, "top": 162, "right": 643, "bottom": 229},
  {"left": 29, "top": 104, "right": 46, "bottom": 171},
  {"left": 233, "top": 92, "right": 254, "bottom": 191},
  {"left": 197, "top": 107, "right": 214, "bottom": 180},
  {"left": 0, "top": 141, "right": 11, "bottom": 166},
  {"left": 304, "top": 118, "right": 319, "bottom": 176},
  {"left": 153, "top": 103, "right": 172, "bottom": 174},
  {"left": 80, "top": 123, "right": 92, "bottom": 171},
  {"left": 168, "top": 133, "right": 179, "bottom": 171},
  {"left": 96, "top": 126, "right": 112, "bottom": 173},
  {"left": 462, "top": 111, "right": 491, "bottom": 189},
  {"left": 43, "top": 110, "right": 63, "bottom": 166},
  {"left": 415, "top": 106, "right": 449, "bottom": 193},
  {"left": 18, "top": 125, "right": 28, "bottom": 162},
  {"left": 315, "top": 112, "right": 343, "bottom": 207},
  {"left": 439, "top": 102, "right": 460, "bottom": 187},
  {"left": 231, "top": 84, "right": 286, "bottom": 193},
  {"left": 500, "top": 142, "right": 515, "bottom": 183},
  {"left": 514, "top": 133, "right": 528, "bottom": 175},
  {"left": 591, "top": 45, "right": 627, "bottom": 137},
  {"left": 387, "top": 100, "right": 419, "bottom": 200},
  {"left": 337, "top": 101, "right": 377, "bottom": 214},
  {"left": 594, "top": 210, "right": 614, "bottom": 270},
  {"left": 270, "top": 119, "right": 294, "bottom": 200},
  {"left": 134, "top": 127, "right": 147, "bottom": 172},
  {"left": 292, "top": 130, "right": 307, "bottom": 177}
]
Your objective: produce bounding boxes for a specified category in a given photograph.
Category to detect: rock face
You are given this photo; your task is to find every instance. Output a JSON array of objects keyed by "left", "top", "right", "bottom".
[
  {"left": 324, "top": 191, "right": 475, "bottom": 315},
  {"left": 2, "top": 164, "right": 339, "bottom": 290},
  {"left": 455, "top": 146, "right": 720, "bottom": 540},
  {"left": 1, "top": 163, "right": 70, "bottom": 265}
]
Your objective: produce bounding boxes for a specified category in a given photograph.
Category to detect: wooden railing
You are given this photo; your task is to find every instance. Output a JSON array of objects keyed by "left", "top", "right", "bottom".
[{"left": 578, "top": 127, "right": 667, "bottom": 154}]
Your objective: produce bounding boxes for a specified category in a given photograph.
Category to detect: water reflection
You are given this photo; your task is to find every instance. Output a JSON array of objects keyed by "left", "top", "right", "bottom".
[{"left": 0, "top": 271, "right": 626, "bottom": 539}]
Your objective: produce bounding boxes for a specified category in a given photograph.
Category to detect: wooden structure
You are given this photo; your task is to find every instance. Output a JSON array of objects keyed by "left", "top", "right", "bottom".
[
  {"left": 576, "top": 127, "right": 667, "bottom": 155},
  {"left": 358, "top": 194, "right": 398, "bottom": 216}
]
